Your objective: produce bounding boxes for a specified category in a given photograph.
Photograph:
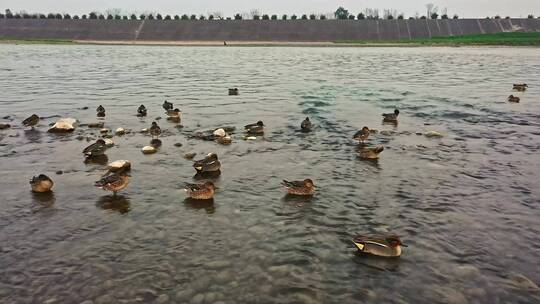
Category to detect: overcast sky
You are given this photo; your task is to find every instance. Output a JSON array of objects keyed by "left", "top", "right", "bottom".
[{"left": 2, "top": 0, "right": 538, "bottom": 18}]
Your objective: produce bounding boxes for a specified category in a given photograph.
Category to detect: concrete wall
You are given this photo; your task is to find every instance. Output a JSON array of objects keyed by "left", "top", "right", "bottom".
[{"left": 0, "top": 18, "right": 539, "bottom": 42}]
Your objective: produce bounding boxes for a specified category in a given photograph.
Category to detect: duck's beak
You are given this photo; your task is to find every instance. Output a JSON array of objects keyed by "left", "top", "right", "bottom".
[{"left": 400, "top": 243, "right": 408, "bottom": 247}]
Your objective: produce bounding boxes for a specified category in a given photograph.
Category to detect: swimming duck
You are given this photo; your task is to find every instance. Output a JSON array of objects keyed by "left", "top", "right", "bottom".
[
  {"left": 137, "top": 105, "right": 147, "bottom": 117},
  {"left": 94, "top": 169, "right": 129, "bottom": 196},
  {"left": 513, "top": 84, "right": 528, "bottom": 91},
  {"left": 184, "top": 181, "right": 217, "bottom": 200},
  {"left": 22, "top": 114, "right": 39, "bottom": 129},
  {"left": 162, "top": 100, "right": 173, "bottom": 111},
  {"left": 352, "top": 234, "right": 407, "bottom": 257},
  {"left": 281, "top": 179, "right": 315, "bottom": 196},
  {"left": 228, "top": 88, "right": 239, "bottom": 95},
  {"left": 353, "top": 126, "right": 370, "bottom": 143},
  {"left": 96, "top": 105, "right": 106, "bottom": 117},
  {"left": 244, "top": 121, "right": 264, "bottom": 135},
  {"left": 83, "top": 139, "right": 107, "bottom": 157},
  {"left": 358, "top": 146, "right": 384, "bottom": 159},
  {"left": 166, "top": 108, "right": 181, "bottom": 118},
  {"left": 150, "top": 121, "right": 161, "bottom": 139},
  {"left": 301, "top": 117, "right": 312, "bottom": 132},
  {"left": 507, "top": 95, "right": 520, "bottom": 103},
  {"left": 382, "top": 109, "right": 400, "bottom": 123},
  {"left": 193, "top": 153, "right": 221, "bottom": 173},
  {"left": 30, "top": 174, "right": 54, "bottom": 193}
]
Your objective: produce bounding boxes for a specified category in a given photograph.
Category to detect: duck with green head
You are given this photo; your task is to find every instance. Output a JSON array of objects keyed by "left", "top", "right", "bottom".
[
  {"left": 96, "top": 105, "right": 106, "bottom": 117},
  {"left": 137, "top": 105, "right": 147, "bottom": 117},
  {"left": 83, "top": 139, "right": 107, "bottom": 157},
  {"left": 193, "top": 153, "right": 221, "bottom": 173},
  {"left": 162, "top": 100, "right": 173, "bottom": 111},
  {"left": 352, "top": 234, "right": 407, "bottom": 257},
  {"left": 382, "top": 109, "right": 400, "bottom": 123},
  {"left": 245, "top": 121, "right": 264, "bottom": 135}
]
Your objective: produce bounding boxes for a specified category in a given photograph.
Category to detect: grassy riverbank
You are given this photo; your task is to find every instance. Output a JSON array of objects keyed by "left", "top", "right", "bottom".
[
  {"left": 336, "top": 32, "right": 540, "bottom": 46},
  {"left": 0, "top": 37, "right": 75, "bottom": 44}
]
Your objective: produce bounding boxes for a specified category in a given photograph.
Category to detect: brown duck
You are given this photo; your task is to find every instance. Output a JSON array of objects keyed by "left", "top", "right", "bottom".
[
  {"left": 30, "top": 174, "right": 54, "bottom": 193},
  {"left": 353, "top": 126, "right": 370, "bottom": 143},
  {"left": 507, "top": 95, "right": 520, "bottom": 103},
  {"left": 352, "top": 234, "right": 407, "bottom": 257},
  {"left": 281, "top": 179, "right": 315, "bottom": 196},
  {"left": 513, "top": 84, "right": 528, "bottom": 91},
  {"left": 94, "top": 170, "right": 129, "bottom": 196},
  {"left": 184, "top": 181, "right": 216, "bottom": 200},
  {"left": 22, "top": 114, "right": 39, "bottom": 129},
  {"left": 382, "top": 109, "right": 400, "bottom": 123},
  {"left": 150, "top": 121, "right": 161, "bottom": 139},
  {"left": 358, "top": 146, "right": 384, "bottom": 159}
]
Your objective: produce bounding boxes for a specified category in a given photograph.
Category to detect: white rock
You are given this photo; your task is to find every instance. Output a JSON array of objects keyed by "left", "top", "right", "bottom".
[
  {"left": 107, "top": 160, "right": 131, "bottom": 171},
  {"left": 425, "top": 131, "right": 443, "bottom": 138},
  {"left": 104, "top": 139, "right": 114, "bottom": 147},
  {"left": 246, "top": 136, "right": 257, "bottom": 140},
  {"left": 213, "top": 128, "right": 226, "bottom": 137},
  {"left": 115, "top": 127, "right": 125, "bottom": 135},
  {"left": 142, "top": 146, "right": 157, "bottom": 154},
  {"left": 48, "top": 118, "right": 79, "bottom": 133}
]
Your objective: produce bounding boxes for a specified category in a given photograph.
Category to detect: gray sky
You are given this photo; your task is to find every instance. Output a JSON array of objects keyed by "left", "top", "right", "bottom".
[{"left": 2, "top": 0, "right": 538, "bottom": 18}]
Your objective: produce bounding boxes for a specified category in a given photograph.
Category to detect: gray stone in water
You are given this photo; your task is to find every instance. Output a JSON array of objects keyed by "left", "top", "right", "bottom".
[
  {"left": 174, "top": 143, "right": 183, "bottom": 147},
  {"left": 107, "top": 160, "right": 131, "bottom": 172},
  {"left": 0, "top": 123, "right": 11, "bottom": 129},
  {"left": 88, "top": 122, "right": 104, "bottom": 128},
  {"left": 48, "top": 118, "right": 79, "bottom": 133},
  {"left": 175, "top": 289, "right": 194, "bottom": 301},
  {"left": 94, "top": 294, "right": 114, "bottom": 304},
  {"left": 156, "top": 294, "right": 170, "bottom": 304},
  {"left": 191, "top": 293, "right": 205, "bottom": 304}
]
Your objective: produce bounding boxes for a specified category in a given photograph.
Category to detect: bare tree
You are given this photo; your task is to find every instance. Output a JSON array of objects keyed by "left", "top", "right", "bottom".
[
  {"left": 249, "top": 9, "right": 260, "bottom": 19},
  {"left": 105, "top": 8, "right": 123, "bottom": 17},
  {"left": 209, "top": 11, "right": 223, "bottom": 19},
  {"left": 426, "top": 3, "right": 438, "bottom": 18}
]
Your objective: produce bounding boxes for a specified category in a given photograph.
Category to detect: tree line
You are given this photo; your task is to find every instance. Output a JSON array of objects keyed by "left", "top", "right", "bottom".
[{"left": 1, "top": 7, "right": 537, "bottom": 21}]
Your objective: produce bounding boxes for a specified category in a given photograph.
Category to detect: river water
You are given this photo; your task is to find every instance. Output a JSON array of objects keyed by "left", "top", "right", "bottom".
[{"left": 0, "top": 45, "right": 539, "bottom": 303}]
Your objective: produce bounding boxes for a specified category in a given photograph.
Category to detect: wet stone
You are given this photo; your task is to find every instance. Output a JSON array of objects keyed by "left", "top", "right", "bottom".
[
  {"left": 156, "top": 294, "right": 169, "bottom": 304},
  {"left": 0, "top": 123, "right": 11, "bottom": 129},
  {"left": 56, "top": 170, "right": 63, "bottom": 175},
  {"left": 175, "top": 289, "right": 194, "bottom": 301},
  {"left": 142, "top": 146, "right": 157, "bottom": 154},
  {"left": 192, "top": 293, "right": 205, "bottom": 304},
  {"left": 184, "top": 153, "right": 196, "bottom": 159},
  {"left": 88, "top": 122, "right": 104, "bottom": 128},
  {"left": 174, "top": 143, "right": 183, "bottom": 147},
  {"left": 95, "top": 294, "right": 114, "bottom": 304}
]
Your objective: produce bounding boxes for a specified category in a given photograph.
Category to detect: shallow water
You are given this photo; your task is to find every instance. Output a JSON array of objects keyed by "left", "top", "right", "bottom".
[{"left": 0, "top": 45, "right": 539, "bottom": 303}]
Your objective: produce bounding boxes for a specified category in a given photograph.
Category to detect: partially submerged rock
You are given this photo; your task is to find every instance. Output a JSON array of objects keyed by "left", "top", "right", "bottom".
[
  {"left": 142, "top": 146, "right": 157, "bottom": 154},
  {"left": 88, "top": 122, "right": 104, "bottom": 128},
  {"left": 107, "top": 160, "right": 131, "bottom": 172},
  {"left": 213, "top": 128, "right": 226, "bottom": 137},
  {"left": 104, "top": 139, "right": 114, "bottom": 147},
  {"left": 48, "top": 118, "right": 78, "bottom": 133},
  {"left": 100, "top": 128, "right": 110, "bottom": 134},
  {"left": 0, "top": 123, "right": 11, "bottom": 130},
  {"left": 184, "top": 152, "right": 196, "bottom": 160},
  {"left": 425, "top": 131, "right": 443, "bottom": 138},
  {"left": 115, "top": 127, "right": 126, "bottom": 136}
]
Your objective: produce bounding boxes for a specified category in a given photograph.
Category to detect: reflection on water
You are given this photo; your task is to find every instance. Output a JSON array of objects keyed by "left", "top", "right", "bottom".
[
  {"left": 31, "top": 191, "right": 55, "bottom": 207},
  {"left": 193, "top": 170, "right": 221, "bottom": 181},
  {"left": 0, "top": 45, "right": 539, "bottom": 304}
]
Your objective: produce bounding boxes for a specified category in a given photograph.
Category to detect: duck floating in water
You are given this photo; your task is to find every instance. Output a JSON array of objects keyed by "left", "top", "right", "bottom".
[
  {"left": 94, "top": 169, "right": 129, "bottom": 196},
  {"left": 282, "top": 179, "right": 315, "bottom": 196},
  {"left": 22, "top": 114, "right": 39, "bottom": 129},
  {"left": 162, "top": 100, "right": 173, "bottom": 111},
  {"left": 244, "top": 121, "right": 264, "bottom": 135},
  {"left": 30, "top": 174, "right": 54, "bottom": 193},
  {"left": 353, "top": 126, "right": 370, "bottom": 144},
  {"left": 382, "top": 109, "right": 400, "bottom": 123},
  {"left": 83, "top": 139, "right": 107, "bottom": 157},
  {"left": 507, "top": 95, "right": 520, "bottom": 103},
  {"left": 96, "top": 105, "right": 106, "bottom": 117},
  {"left": 137, "top": 105, "right": 147, "bottom": 117},
  {"left": 358, "top": 146, "right": 384, "bottom": 159},
  {"left": 352, "top": 234, "right": 407, "bottom": 257},
  {"left": 166, "top": 108, "right": 181, "bottom": 120},
  {"left": 513, "top": 84, "right": 528, "bottom": 91},
  {"left": 184, "top": 181, "right": 217, "bottom": 200},
  {"left": 228, "top": 88, "right": 239, "bottom": 95},
  {"left": 301, "top": 117, "right": 312, "bottom": 132},
  {"left": 193, "top": 153, "right": 221, "bottom": 173},
  {"left": 150, "top": 121, "right": 161, "bottom": 139}
]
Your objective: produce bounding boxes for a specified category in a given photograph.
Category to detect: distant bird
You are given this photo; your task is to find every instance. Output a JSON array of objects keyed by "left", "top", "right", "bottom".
[
  {"left": 166, "top": 108, "right": 181, "bottom": 118},
  {"left": 352, "top": 234, "right": 407, "bottom": 257},
  {"left": 150, "top": 121, "right": 161, "bottom": 139},
  {"left": 228, "top": 88, "right": 239, "bottom": 95},
  {"left": 22, "top": 114, "right": 39, "bottom": 129},
  {"left": 83, "top": 139, "right": 107, "bottom": 157},
  {"left": 507, "top": 95, "right": 520, "bottom": 103},
  {"left": 162, "top": 100, "right": 173, "bottom": 111},
  {"left": 224, "top": 41, "right": 227, "bottom": 46},
  {"left": 97, "top": 105, "right": 106, "bottom": 117},
  {"left": 358, "top": 146, "right": 384, "bottom": 159},
  {"left": 193, "top": 153, "right": 221, "bottom": 173},
  {"left": 382, "top": 109, "right": 400, "bottom": 123},
  {"left": 353, "top": 126, "right": 370, "bottom": 143},
  {"left": 244, "top": 121, "right": 264, "bottom": 134},
  {"left": 137, "top": 105, "right": 147, "bottom": 117},
  {"left": 184, "top": 181, "right": 217, "bottom": 200},
  {"left": 30, "top": 174, "right": 54, "bottom": 193},
  {"left": 281, "top": 179, "right": 315, "bottom": 196},
  {"left": 301, "top": 117, "right": 312, "bottom": 132},
  {"left": 94, "top": 170, "right": 129, "bottom": 196},
  {"left": 513, "top": 84, "right": 528, "bottom": 91}
]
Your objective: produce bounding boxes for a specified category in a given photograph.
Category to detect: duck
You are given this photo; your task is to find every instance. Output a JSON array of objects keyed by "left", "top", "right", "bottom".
[
  {"left": 193, "top": 153, "right": 221, "bottom": 173},
  {"left": 150, "top": 121, "right": 161, "bottom": 139},
  {"left": 29, "top": 174, "right": 54, "bottom": 193},
  {"left": 353, "top": 126, "right": 370, "bottom": 143},
  {"left": 94, "top": 169, "right": 129, "bottom": 196},
  {"left": 137, "top": 105, "right": 147, "bottom": 117},
  {"left": 352, "top": 234, "right": 407, "bottom": 257},
  {"left": 382, "top": 109, "right": 400, "bottom": 123},
  {"left": 162, "top": 100, "right": 173, "bottom": 111},
  {"left": 228, "top": 88, "right": 239, "bottom": 95},
  {"left": 244, "top": 121, "right": 264, "bottom": 135},
  {"left": 281, "top": 179, "right": 315, "bottom": 196},
  {"left": 83, "top": 139, "right": 107, "bottom": 157},
  {"left": 358, "top": 146, "right": 384, "bottom": 159},
  {"left": 184, "top": 181, "right": 217, "bottom": 200},
  {"left": 513, "top": 84, "right": 528, "bottom": 91},
  {"left": 22, "top": 114, "right": 39, "bottom": 129},
  {"left": 301, "top": 117, "right": 312, "bottom": 132},
  {"left": 96, "top": 105, "right": 106, "bottom": 117},
  {"left": 166, "top": 108, "right": 181, "bottom": 118},
  {"left": 507, "top": 95, "right": 520, "bottom": 103}
]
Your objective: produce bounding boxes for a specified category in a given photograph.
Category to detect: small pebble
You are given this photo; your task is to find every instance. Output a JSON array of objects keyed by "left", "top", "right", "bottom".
[
  {"left": 56, "top": 170, "right": 63, "bottom": 175},
  {"left": 425, "top": 131, "right": 443, "bottom": 138},
  {"left": 184, "top": 153, "right": 196, "bottom": 159},
  {"left": 174, "top": 143, "right": 183, "bottom": 147},
  {"left": 104, "top": 139, "right": 114, "bottom": 147},
  {"left": 142, "top": 146, "right": 157, "bottom": 154}
]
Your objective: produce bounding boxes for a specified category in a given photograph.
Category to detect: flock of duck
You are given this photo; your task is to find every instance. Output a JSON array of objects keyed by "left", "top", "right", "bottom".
[{"left": 19, "top": 83, "right": 529, "bottom": 257}]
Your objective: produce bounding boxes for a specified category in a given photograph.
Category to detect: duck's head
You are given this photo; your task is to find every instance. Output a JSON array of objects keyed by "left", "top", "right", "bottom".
[
  {"left": 304, "top": 117, "right": 310, "bottom": 121},
  {"left": 362, "top": 126, "right": 369, "bottom": 132},
  {"left": 138, "top": 105, "right": 146, "bottom": 110},
  {"left": 386, "top": 235, "right": 407, "bottom": 247},
  {"left": 206, "top": 152, "right": 218, "bottom": 160},
  {"left": 31, "top": 174, "right": 51, "bottom": 183},
  {"left": 257, "top": 121, "right": 264, "bottom": 127},
  {"left": 174, "top": 108, "right": 181, "bottom": 113},
  {"left": 394, "top": 109, "right": 400, "bottom": 116},
  {"left": 151, "top": 121, "right": 158, "bottom": 127},
  {"left": 96, "top": 139, "right": 106, "bottom": 145},
  {"left": 304, "top": 179, "right": 315, "bottom": 187}
]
